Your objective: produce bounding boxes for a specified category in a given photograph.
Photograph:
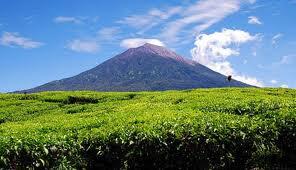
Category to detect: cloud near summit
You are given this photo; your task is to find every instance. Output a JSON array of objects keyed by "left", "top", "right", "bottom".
[
  {"left": 191, "top": 28, "right": 263, "bottom": 87},
  {"left": 120, "top": 38, "right": 165, "bottom": 48}
]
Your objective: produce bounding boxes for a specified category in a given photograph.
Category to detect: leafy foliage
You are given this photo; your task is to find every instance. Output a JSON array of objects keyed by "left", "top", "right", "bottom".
[{"left": 0, "top": 88, "right": 295, "bottom": 169}]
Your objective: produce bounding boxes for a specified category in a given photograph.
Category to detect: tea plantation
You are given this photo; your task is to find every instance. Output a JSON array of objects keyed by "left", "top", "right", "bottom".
[{"left": 0, "top": 88, "right": 295, "bottom": 169}]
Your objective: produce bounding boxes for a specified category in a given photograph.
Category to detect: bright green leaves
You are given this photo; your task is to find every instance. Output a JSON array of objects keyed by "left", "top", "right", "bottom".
[{"left": 0, "top": 88, "right": 295, "bottom": 168}]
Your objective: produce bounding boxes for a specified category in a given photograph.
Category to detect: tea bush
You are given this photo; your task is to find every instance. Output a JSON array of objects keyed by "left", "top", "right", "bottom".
[{"left": 0, "top": 88, "right": 295, "bottom": 169}]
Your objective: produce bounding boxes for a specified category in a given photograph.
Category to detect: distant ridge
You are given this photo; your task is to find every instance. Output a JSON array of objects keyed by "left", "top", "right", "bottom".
[{"left": 20, "top": 43, "right": 251, "bottom": 93}]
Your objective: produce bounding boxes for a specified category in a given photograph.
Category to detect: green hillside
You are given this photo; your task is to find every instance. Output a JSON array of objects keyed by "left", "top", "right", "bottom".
[{"left": 0, "top": 88, "right": 295, "bottom": 169}]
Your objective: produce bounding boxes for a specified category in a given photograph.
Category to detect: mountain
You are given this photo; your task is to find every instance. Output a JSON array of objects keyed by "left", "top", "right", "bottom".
[{"left": 21, "top": 43, "right": 251, "bottom": 93}]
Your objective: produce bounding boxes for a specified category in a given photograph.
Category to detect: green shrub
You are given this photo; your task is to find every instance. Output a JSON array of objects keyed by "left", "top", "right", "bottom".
[
  {"left": 65, "top": 96, "right": 99, "bottom": 104},
  {"left": 0, "top": 88, "right": 295, "bottom": 169}
]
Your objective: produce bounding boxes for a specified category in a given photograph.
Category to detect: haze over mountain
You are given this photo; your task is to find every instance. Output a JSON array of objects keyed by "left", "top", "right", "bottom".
[{"left": 22, "top": 43, "right": 251, "bottom": 93}]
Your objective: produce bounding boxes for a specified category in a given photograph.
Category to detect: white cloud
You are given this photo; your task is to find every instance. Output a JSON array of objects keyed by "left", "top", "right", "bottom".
[
  {"left": 191, "top": 28, "right": 263, "bottom": 87},
  {"left": 160, "top": 0, "right": 254, "bottom": 43},
  {"left": 67, "top": 39, "right": 99, "bottom": 53},
  {"left": 235, "top": 75, "right": 263, "bottom": 87},
  {"left": 97, "top": 27, "right": 120, "bottom": 40},
  {"left": 280, "top": 55, "right": 290, "bottom": 65},
  {"left": 271, "top": 54, "right": 296, "bottom": 67},
  {"left": 118, "top": 0, "right": 255, "bottom": 44},
  {"left": 54, "top": 16, "right": 82, "bottom": 24},
  {"left": 191, "top": 28, "right": 256, "bottom": 64},
  {"left": 66, "top": 27, "right": 121, "bottom": 54},
  {"left": 149, "top": 7, "right": 183, "bottom": 20},
  {"left": 24, "top": 16, "right": 34, "bottom": 24},
  {"left": 118, "top": 6, "right": 182, "bottom": 30},
  {"left": 257, "top": 64, "right": 264, "bottom": 69},
  {"left": 247, "top": 0, "right": 257, "bottom": 4},
  {"left": 248, "top": 16, "right": 262, "bottom": 25},
  {"left": 270, "top": 80, "right": 278, "bottom": 84},
  {"left": 279, "top": 54, "right": 295, "bottom": 65},
  {"left": 280, "top": 84, "right": 289, "bottom": 88},
  {"left": 272, "top": 33, "right": 283, "bottom": 45},
  {"left": 120, "top": 38, "right": 165, "bottom": 48},
  {"left": 0, "top": 32, "right": 43, "bottom": 49}
]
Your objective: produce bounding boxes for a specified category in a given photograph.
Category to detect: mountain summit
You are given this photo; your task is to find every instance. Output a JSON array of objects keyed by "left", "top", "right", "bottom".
[{"left": 22, "top": 43, "right": 250, "bottom": 93}]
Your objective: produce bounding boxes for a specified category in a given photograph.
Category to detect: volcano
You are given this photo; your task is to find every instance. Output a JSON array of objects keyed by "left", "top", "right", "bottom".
[{"left": 23, "top": 43, "right": 251, "bottom": 93}]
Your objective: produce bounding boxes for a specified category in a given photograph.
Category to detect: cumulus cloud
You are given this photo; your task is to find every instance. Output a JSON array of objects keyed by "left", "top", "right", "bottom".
[
  {"left": 54, "top": 16, "right": 82, "bottom": 24},
  {"left": 248, "top": 16, "right": 262, "bottom": 25},
  {"left": 272, "top": 33, "right": 283, "bottom": 45},
  {"left": 67, "top": 39, "right": 99, "bottom": 53},
  {"left": 0, "top": 32, "right": 43, "bottom": 49},
  {"left": 120, "top": 38, "right": 165, "bottom": 48},
  {"left": 235, "top": 75, "right": 263, "bottom": 87},
  {"left": 191, "top": 28, "right": 263, "bottom": 87}
]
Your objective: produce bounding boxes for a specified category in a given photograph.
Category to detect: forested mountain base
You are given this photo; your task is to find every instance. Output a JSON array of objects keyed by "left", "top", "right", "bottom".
[{"left": 0, "top": 88, "right": 295, "bottom": 169}]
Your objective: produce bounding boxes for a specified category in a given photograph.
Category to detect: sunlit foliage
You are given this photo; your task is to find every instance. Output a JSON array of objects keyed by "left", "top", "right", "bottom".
[{"left": 0, "top": 88, "right": 295, "bottom": 169}]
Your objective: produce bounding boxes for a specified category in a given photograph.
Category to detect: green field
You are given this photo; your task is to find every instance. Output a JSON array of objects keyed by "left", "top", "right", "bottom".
[{"left": 0, "top": 88, "right": 295, "bottom": 169}]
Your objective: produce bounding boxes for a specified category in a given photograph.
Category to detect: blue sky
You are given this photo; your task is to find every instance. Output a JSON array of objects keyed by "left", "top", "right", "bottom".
[{"left": 0, "top": 0, "right": 296, "bottom": 92}]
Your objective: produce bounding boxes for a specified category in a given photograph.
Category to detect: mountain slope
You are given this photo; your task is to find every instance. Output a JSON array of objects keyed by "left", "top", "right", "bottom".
[{"left": 22, "top": 43, "right": 251, "bottom": 93}]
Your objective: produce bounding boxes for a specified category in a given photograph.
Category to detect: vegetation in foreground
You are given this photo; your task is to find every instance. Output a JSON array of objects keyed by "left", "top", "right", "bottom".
[{"left": 0, "top": 88, "right": 295, "bottom": 169}]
